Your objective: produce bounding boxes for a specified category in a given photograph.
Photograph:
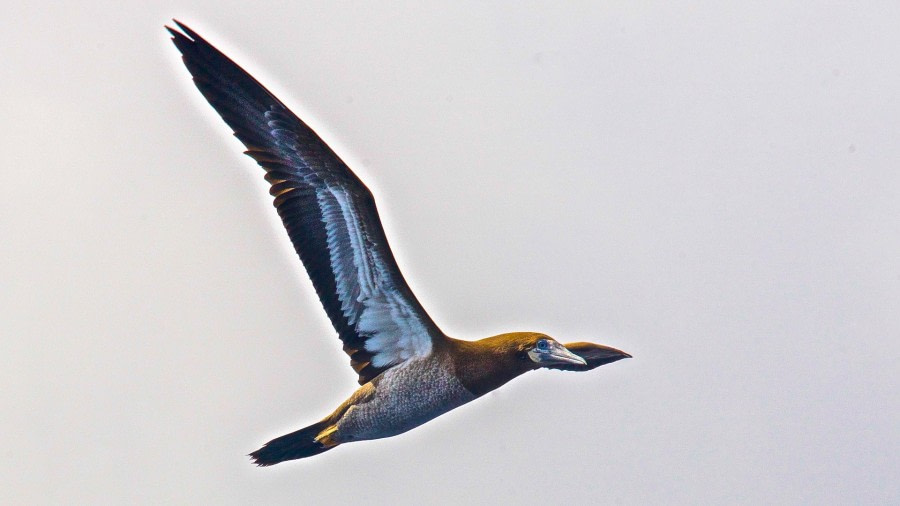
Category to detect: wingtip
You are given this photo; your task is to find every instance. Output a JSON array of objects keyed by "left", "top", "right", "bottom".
[
  {"left": 164, "top": 24, "right": 181, "bottom": 39},
  {"left": 165, "top": 19, "right": 201, "bottom": 42},
  {"left": 182, "top": 20, "right": 207, "bottom": 42}
]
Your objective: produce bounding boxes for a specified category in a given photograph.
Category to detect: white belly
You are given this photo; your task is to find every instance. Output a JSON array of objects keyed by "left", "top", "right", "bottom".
[{"left": 333, "top": 359, "right": 476, "bottom": 442}]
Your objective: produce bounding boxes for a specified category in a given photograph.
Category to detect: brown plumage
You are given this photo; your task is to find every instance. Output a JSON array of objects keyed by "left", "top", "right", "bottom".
[
  {"left": 445, "top": 333, "right": 625, "bottom": 396},
  {"left": 167, "top": 21, "right": 631, "bottom": 467}
]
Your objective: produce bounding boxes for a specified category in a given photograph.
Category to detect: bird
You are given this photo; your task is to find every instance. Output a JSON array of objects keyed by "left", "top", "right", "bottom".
[{"left": 167, "top": 20, "right": 631, "bottom": 466}]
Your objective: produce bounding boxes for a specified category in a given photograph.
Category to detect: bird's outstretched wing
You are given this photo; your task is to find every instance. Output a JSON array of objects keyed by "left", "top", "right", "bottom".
[{"left": 168, "top": 21, "right": 444, "bottom": 384}]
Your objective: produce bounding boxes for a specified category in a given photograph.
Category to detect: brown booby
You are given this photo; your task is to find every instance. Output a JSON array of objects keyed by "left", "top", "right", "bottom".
[{"left": 167, "top": 21, "right": 631, "bottom": 466}]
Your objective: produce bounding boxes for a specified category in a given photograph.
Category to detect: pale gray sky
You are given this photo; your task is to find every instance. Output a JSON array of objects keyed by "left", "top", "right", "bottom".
[{"left": 2, "top": 2, "right": 898, "bottom": 504}]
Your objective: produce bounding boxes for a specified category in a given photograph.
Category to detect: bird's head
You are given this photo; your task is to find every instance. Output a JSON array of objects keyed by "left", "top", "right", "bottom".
[
  {"left": 454, "top": 332, "right": 631, "bottom": 396},
  {"left": 516, "top": 333, "right": 632, "bottom": 371}
]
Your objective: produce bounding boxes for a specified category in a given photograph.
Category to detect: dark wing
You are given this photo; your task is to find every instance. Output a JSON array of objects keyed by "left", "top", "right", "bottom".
[{"left": 167, "top": 21, "right": 444, "bottom": 384}]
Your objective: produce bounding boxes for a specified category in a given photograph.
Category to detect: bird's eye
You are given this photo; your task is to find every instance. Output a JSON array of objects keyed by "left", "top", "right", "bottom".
[{"left": 536, "top": 339, "right": 549, "bottom": 351}]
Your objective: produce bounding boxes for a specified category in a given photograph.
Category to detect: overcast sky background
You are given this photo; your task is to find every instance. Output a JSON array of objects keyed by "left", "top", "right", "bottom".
[{"left": 2, "top": 1, "right": 898, "bottom": 504}]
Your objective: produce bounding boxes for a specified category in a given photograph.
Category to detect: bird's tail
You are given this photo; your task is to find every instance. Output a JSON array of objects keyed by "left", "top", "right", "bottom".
[{"left": 249, "top": 420, "right": 338, "bottom": 466}]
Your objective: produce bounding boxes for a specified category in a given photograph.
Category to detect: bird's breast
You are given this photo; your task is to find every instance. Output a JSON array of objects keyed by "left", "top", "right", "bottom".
[{"left": 333, "top": 357, "right": 476, "bottom": 442}]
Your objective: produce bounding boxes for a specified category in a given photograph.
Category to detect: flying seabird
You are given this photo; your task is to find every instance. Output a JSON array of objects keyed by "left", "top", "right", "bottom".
[{"left": 167, "top": 21, "right": 631, "bottom": 466}]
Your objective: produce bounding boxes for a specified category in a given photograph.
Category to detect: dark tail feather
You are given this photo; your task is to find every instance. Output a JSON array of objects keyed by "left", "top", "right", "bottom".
[{"left": 249, "top": 421, "right": 336, "bottom": 466}]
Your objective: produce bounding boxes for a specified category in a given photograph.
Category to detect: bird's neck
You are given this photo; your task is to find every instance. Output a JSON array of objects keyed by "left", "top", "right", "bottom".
[{"left": 443, "top": 337, "right": 534, "bottom": 397}]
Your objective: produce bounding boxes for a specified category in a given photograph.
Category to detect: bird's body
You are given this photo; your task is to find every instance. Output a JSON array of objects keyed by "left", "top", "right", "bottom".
[
  {"left": 167, "top": 21, "right": 630, "bottom": 466},
  {"left": 327, "top": 352, "right": 475, "bottom": 444}
]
